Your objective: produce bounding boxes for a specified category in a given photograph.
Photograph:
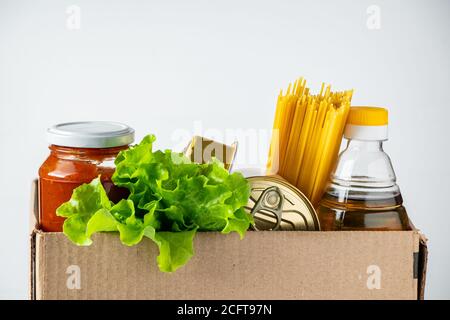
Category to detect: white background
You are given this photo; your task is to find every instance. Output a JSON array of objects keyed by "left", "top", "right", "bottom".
[{"left": 0, "top": 0, "right": 449, "bottom": 299}]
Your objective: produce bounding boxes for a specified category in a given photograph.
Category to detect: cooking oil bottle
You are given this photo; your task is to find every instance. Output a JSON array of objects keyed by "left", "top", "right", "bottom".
[{"left": 317, "top": 107, "right": 410, "bottom": 231}]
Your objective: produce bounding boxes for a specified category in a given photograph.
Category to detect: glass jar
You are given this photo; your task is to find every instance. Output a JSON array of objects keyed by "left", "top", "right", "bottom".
[{"left": 38, "top": 122, "right": 135, "bottom": 232}]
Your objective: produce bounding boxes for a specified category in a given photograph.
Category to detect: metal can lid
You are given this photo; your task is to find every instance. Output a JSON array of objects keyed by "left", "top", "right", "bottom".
[
  {"left": 246, "top": 175, "right": 320, "bottom": 231},
  {"left": 47, "top": 121, "right": 135, "bottom": 148}
]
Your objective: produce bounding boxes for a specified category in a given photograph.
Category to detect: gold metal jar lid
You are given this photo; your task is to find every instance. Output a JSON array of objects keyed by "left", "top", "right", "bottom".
[{"left": 245, "top": 176, "right": 320, "bottom": 231}]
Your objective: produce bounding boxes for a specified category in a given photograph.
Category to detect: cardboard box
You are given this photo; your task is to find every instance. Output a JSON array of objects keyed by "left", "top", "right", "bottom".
[{"left": 29, "top": 181, "right": 428, "bottom": 300}]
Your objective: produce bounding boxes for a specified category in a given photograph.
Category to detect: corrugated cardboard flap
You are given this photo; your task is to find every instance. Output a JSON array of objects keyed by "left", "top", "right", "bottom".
[
  {"left": 408, "top": 219, "right": 428, "bottom": 300},
  {"left": 32, "top": 230, "right": 425, "bottom": 300},
  {"left": 418, "top": 233, "right": 428, "bottom": 300}
]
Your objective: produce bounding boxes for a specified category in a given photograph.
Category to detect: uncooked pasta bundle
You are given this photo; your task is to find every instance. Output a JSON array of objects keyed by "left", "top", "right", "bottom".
[{"left": 267, "top": 77, "right": 353, "bottom": 205}]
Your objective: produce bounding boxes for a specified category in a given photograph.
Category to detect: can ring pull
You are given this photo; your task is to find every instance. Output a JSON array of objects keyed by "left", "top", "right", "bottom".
[{"left": 251, "top": 186, "right": 284, "bottom": 231}]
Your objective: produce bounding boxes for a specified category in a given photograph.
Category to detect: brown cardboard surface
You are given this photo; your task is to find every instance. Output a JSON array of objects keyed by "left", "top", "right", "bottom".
[
  {"left": 32, "top": 230, "right": 420, "bottom": 300},
  {"left": 29, "top": 181, "right": 428, "bottom": 300}
]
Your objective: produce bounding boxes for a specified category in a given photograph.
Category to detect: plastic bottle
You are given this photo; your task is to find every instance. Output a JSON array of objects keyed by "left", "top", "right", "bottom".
[{"left": 317, "top": 107, "right": 409, "bottom": 231}]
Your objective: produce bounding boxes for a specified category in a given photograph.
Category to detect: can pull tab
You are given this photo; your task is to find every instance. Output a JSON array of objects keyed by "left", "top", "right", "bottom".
[{"left": 251, "top": 186, "right": 284, "bottom": 231}]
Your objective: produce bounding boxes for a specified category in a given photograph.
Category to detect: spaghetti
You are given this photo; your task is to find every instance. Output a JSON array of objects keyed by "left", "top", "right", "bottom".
[{"left": 267, "top": 77, "right": 353, "bottom": 205}]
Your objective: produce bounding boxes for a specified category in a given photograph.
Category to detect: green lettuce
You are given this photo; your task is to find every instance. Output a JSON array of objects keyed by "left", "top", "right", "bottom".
[{"left": 56, "top": 134, "right": 253, "bottom": 272}]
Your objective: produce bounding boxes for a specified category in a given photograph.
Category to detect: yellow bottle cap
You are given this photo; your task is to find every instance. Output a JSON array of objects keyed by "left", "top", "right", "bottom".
[{"left": 347, "top": 107, "right": 388, "bottom": 126}]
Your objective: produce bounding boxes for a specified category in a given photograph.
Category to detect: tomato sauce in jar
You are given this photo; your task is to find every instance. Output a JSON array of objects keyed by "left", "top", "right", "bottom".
[{"left": 38, "top": 122, "right": 134, "bottom": 232}]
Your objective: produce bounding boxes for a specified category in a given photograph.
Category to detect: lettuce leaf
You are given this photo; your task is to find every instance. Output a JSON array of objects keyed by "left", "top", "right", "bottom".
[{"left": 57, "top": 134, "right": 253, "bottom": 272}]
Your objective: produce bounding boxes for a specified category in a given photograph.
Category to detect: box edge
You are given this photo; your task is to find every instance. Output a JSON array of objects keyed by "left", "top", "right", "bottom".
[
  {"left": 418, "top": 233, "right": 428, "bottom": 300},
  {"left": 29, "top": 231, "right": 36, "bottom": 300}
]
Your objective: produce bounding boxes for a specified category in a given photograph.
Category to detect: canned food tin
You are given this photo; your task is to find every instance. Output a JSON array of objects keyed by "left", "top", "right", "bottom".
[{"left": 245, "top": 176, "right": 320, "bottom": 231}]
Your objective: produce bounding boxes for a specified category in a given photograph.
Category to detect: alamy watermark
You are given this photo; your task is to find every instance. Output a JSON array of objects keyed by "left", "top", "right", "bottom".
[
  {"left": 66, "top": 265, "right": 81, "bottom": 290},
  {"left": 170, "top": 121, "right": 277, "bottom": 174},
  {"left": 66, "top": 5, "right": 81, "bottom": 30},
  {"left": 366, "top": 264, "right": 381, "bottom": 290},
  {"left": 366, "top": 5, "right": 381, "bottom": 30}
]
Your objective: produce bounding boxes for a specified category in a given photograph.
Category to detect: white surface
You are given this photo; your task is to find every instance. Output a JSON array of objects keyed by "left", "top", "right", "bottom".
[
  {"left": 344, "top": 124, "right": 388, "bottom": 141},
  {"left": 47, "top": 121, "right": 135, "bottom": 148},
  {"left": 0, "top": 0, "right": 449, "bottom": 299}
]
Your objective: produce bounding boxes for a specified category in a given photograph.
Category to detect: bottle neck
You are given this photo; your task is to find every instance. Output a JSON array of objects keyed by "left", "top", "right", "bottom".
[{"left": 345, "top": 139, "right": 383, "bottom": 152}]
